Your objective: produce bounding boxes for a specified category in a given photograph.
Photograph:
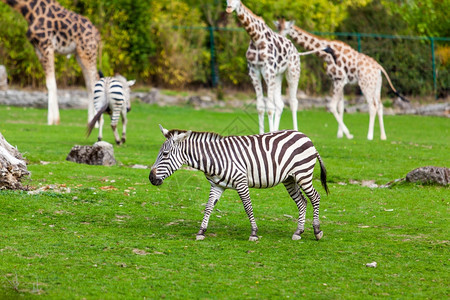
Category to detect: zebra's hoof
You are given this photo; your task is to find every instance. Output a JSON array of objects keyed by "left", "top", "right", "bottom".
[
  {"left": 315, "top": 231, "right": 323, "bottom": 240},
  {"left": 292, "top": 234, "right": 302, "bottom": 240},
  {"left": 196, "top": 234, "right": 205, "bottom": 241},
  {"left": 249, "top": 235, "right": 259, "bottom": 242},
  {"left": 347, "top": 134, "right": 354, "bottom": 140}
]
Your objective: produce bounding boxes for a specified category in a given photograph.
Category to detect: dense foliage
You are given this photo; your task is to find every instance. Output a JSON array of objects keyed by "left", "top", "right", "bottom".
[{"left": 0, "top": 0, "right": 448, "bottom": 97}]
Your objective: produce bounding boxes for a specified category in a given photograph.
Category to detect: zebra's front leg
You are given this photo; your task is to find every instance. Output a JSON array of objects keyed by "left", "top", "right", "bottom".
[
  {"left": 236, "top": 184, "right": 258, "bottom": 241},
  {"left": 196, "top": 185, "right": 224, "bottom": 241}
]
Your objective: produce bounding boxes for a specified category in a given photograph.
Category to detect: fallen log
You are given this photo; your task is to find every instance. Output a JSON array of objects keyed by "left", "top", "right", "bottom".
[{"left": 0, "top": 132, "right": 30, "bottom": 190}]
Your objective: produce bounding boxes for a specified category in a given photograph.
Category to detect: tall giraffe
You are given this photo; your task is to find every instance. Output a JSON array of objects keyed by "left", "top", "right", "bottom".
[
  {"left": 275, "top": 19, "right": 408, "bottom": 140},
  {"left": 226, "top": 0, "right": 302, "bottom": 134},
  {"left": 1, "top": 0, "right": 100, "bottom": 125}
]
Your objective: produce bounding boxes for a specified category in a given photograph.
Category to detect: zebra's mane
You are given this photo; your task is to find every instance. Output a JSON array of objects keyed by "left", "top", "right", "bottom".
[{"left": 168, "top": 129, "right": 225, "bottom": 140}]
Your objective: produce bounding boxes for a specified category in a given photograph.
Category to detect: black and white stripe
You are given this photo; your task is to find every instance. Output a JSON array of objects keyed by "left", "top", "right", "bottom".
[
  {"left": 87, "top": 75, "right": 135, "bottom": 145},
  {"left": 150, "top": 126, "right": 329, "bottom": 241}
]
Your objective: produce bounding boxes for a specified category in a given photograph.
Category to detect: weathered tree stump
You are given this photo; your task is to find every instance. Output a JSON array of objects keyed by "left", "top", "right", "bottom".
[
  {"left": 0, "top": 132, "right": 30, "bottom": 190},
  {"left": 66, "top": 141, "right": 117, "bottom": 166},
  {"left": 406, "top": 166, "right": 449, "bottom": 186},
  {"left": 0, "top": 65, "right": 7, "bottom": 91}
]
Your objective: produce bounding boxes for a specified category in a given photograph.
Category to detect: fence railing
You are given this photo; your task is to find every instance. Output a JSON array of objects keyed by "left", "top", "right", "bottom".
[{"left": 176, "top": 26, "right": 450, "bottom": 99}]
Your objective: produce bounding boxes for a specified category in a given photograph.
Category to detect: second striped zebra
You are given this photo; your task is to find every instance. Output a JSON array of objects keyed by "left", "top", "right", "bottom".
[{"left": 87, "top": 75, "right": 135, "bottom": 145}]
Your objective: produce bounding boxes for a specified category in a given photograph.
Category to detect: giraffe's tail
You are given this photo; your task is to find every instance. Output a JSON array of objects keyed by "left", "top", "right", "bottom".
[
  {"left": 379, "top": 66, "right": 410, "bottom": 102},
  {"left": 317, "top": 153, "right": 329, "bottom": 195}
]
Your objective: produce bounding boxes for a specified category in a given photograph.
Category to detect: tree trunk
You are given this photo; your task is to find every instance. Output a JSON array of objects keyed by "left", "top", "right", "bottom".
[{"left": 0, "top": 132, "right": 29, "bottom": 190}]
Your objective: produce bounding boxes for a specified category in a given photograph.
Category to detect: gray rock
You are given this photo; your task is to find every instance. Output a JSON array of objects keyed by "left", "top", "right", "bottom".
[
  {"left": 406, "top": 166, "right": 449, "bottom": 186},
  {"left": 0, "top": 132, "right": 30, "bottom": 190},
  {"left": 416, "top": 103, "right": 449, "bottom": 117},
  {"left": 0, "top": 89, "right": 88, "bottom": 108},
  {"left": 393, "top": 97, "right": 412, "bottom": 110},
  {"left": 66, "top": 141, "right": 116, "bottom": 166},
  {"left": 0, "top": 65, "right": 7, "bottom": 91}
]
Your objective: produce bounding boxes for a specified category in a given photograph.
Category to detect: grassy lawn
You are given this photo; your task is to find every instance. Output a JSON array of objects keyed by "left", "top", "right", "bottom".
[{"left": 0, "top": 102, "right": 448, "bottom": 298}]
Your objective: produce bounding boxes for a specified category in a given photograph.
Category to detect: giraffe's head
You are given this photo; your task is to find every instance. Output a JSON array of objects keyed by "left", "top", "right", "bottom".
[
  {"left": 226, "top": 0, "right": 241, "bottom": 14},
  {"left": 273, "top": 19, "right": 295, "bottom": 37},
  {"left": 149, "top": 125, "right": 192, "bottom": 186}
]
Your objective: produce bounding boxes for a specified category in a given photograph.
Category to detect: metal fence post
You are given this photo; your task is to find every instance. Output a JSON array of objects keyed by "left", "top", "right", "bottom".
[
  {"left": 357, "top": 33, "right": 362, "bottom": 52},
  {"left": 429, "top": 37, "right": 437, "bottom": 99},
  {"left": 209, "top": 26, "right": 219, "bottom": 87}
]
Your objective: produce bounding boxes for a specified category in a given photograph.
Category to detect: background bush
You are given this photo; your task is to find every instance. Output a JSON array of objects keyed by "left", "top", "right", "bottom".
[{"left": 0, "top": 0, "right": 448, "bottom": 98}]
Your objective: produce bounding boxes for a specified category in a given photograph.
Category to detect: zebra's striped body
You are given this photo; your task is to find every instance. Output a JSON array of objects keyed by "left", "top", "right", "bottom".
[
  {"left": 87, "top": 75, "right": 135, "bottom": 145},
  {"left": 150, "top": 125, "right": 329, "bottom": 241}
]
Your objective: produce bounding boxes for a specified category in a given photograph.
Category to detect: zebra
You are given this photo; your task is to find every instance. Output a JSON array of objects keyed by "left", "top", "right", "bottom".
[
  {"left": 87, "top": 74, "right": 135, "bottom": 145},
  {"left": 149, "top": 125, "right": 329, "bottom": 241}
]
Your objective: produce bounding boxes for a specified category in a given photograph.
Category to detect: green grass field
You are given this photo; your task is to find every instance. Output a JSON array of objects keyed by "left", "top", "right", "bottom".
[{"left": 0, "top": 102, "right": 448, "bottom": 299}]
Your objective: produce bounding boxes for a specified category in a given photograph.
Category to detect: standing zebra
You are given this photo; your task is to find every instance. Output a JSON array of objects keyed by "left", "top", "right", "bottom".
[
  {"left": 149, "top": 125, "right": 329, "bottom": 241},
  {"left": 87, "top": 74, "right": 135, "bottom": 145}
]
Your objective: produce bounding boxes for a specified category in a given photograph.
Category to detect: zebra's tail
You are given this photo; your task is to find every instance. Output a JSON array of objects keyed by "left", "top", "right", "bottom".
[
  {"left": 86, "top": 101, "right": 108, "bottom": 137},
  {"left": 317, "top": 153, "right": 329, "bottom": 195}
]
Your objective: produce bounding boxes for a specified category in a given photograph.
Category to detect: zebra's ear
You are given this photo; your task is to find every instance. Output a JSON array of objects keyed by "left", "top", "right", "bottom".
[
  {"left": 159, "top": 124, "right": 169, "bottom": 138},
  {"left": 288, "top": 20, "right": 295, "bottom": 27},
  {"left": 127, "top": 80, "right": 136, "bottom": 87},
  {"left": 173, "top": 130, "right": 192, "bottom": 143},
  {"left": 273, "top": 20, "right": 279, "bottom": 28}
]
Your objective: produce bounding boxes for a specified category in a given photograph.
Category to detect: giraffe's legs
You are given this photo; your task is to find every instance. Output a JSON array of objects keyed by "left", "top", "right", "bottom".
[
  {"left": 360, "top": 73, "right": 386, "bottom": 140},
  {"left": 286, "top": 57, "right": 300, "bottom": 131},
  {"left": 263, "top": 70, "right": 277, "bottom": 132},
  {"left": 337, "top": 97, "right": 345, "bottom": 138},
  {"left": 236, "top": 183, "right": 258, "bottom": 241},
  {"left": 76, "top": 51, "right": 99, "bottom": 125},
  {"left": 36, "top": 46, "right": 60, "bottom": 125},
  {"left": 248, "top": 66, "right": 265, "bottom": 134},
  {"left": 375, "top": 74, "right": 386, "bottom": 140},
  {"left": 196, "top": 184, "right": 224, "bottom": 240},
  {"left": 367, "top": 101, "right": 377, "bottom": 141},
  {"left": 378, "top": 103, "right": 386, "bottom": 140},
  {"left": 283, "top": 178, "right": 308, "bottom": 240},
  {"left": 329, "top": 80, "right": 353, "bottom": 139},
  {"left": 273, "top": 74, "right": 284, "bottom": 131}
]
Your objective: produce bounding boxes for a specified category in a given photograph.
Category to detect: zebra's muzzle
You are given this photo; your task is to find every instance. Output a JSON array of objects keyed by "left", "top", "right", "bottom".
[{"left": 149, "top": 168, "right": 163, "bottom": 186}]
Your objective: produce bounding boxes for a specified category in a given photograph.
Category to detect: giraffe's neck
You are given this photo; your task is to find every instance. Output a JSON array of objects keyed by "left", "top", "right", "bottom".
[
  {"left": 235, "top": 3, "right": 270, "bottom": 45},
  {"left": 289, "top": 25, "right": 325, "bottom": 51}
]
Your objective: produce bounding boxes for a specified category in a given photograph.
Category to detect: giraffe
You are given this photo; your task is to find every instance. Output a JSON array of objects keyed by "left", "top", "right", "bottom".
[
  {"left": 226, "top": 0, "right": 302, "bottom": 134},
  {"left": 1, "top": 0, "right": 100, "bottom": 125},
  {"left": 275, "top": 19, "right": 408, "bottom": 140}
]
